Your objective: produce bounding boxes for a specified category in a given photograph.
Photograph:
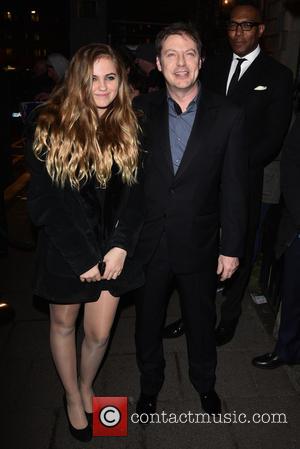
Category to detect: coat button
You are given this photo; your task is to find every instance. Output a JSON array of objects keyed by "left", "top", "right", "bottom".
[{"left": 170, "top": 188, "right": 175, "bottom": 194}]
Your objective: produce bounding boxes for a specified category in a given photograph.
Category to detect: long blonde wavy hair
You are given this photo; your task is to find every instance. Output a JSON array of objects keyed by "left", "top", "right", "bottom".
[{"left": 34, "top": 43, "right": 139, "bottom": 189}]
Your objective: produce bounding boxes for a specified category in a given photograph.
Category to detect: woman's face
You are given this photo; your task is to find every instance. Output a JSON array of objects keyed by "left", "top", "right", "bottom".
[{"left": 92, "top": 57, "right": 120, "bottom": 116}]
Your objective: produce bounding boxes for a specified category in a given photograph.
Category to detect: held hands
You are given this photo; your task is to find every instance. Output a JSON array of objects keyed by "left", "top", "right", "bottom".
[
  {"left": 80, "top": 264, "right": 101, "bottom": 283},
  {"left": 217, "top": 255, "right": 239, "bottom": 281},
  {"left": 79, "top": 248, "right": 127, "bottom": 283},
  {"left": 102, "top": 247, "right": 127, "bottom": 280}
]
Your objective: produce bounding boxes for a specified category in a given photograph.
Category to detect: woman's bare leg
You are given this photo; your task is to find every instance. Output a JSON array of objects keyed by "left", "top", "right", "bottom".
[
  {"left": 49, "top": 303, "right": 88, "bottom": 429},
  {"left": 79, "top": 291, "right": 120, "bottom": 412}
]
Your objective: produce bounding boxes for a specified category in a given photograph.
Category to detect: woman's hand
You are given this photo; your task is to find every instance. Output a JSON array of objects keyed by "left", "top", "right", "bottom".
[
  {"left": 79, "top": 264, "right": 101, "bottom": 283},
  {"left": 102, "top": 247, "right": 127, "bottom": 280}
]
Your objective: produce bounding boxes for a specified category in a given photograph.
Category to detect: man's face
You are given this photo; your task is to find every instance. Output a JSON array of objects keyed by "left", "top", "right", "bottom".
[
  {"left": 156, "top": 33, "right": 201, "bottom": 94},
  {"left": 227, "top": 6, "right": 265, "bottom": 57}
]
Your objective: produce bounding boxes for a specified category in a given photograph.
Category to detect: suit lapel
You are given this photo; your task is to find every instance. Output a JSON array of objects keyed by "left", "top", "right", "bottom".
[
  {"left": 150, "top": 92, "right": 174, "bottom": 177},
  {"left": 174, "top": 88, "right": 219, "bottom": 183}
]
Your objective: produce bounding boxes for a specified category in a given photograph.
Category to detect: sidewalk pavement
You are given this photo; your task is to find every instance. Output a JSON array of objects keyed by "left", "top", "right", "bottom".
[{"left": 1, "top": 192, "right": 300, "bottom": 449}]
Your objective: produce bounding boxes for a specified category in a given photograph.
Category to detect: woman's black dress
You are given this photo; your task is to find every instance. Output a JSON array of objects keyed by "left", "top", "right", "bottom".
[{"left": 25, "top": 120, "right": 144, "bottom": 304}]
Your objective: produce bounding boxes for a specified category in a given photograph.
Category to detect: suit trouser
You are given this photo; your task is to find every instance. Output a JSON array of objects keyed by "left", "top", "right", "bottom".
[
  {"left": 275, "top": 235, "right": 300, "bottom": 362},
  {"left": 221, "top": 173, "right": 262, "bottom": 322},
  {"left": 135, "top": 233, "right": 217, "bottom": 395}
]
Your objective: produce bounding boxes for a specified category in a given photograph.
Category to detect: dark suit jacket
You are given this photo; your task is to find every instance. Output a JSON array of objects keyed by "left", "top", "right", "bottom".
[
  {"left": 133, "top": 88, "right": 248, "bottom": 273},
  {"left": 201, "top": 51, "right": 293, "bottom": 170},
  {"left": 25, "top": 112, "right": 144, "bottom": 302},
  {"left": 276, "top": 114, "right": 300, "bottom": 258}
]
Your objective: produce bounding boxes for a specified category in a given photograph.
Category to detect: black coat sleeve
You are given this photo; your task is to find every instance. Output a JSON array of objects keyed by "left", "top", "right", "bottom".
[
  {"left": 25, "top": 122, "right": 101, "bottom": 276},
  {"left": 105, "top": 101, "right": 146, "bottom": 257},
  {"left": 220, "top": 108, "right": 248, "bottom": 258},
  {"left": 105, "top": 147, "right": 145, "bottom": 258}
]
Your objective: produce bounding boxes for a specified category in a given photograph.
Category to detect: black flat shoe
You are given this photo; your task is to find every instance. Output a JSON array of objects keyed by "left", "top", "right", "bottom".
[
  {"left": 163, "top": 318, "right": 185, "bottom": 339},
  {"left": 63, "top": 395, "right": 92, "bottom": 442},
  {"left": 215, "top": 318, "right": 239, "bottom": 346},
  {"left": 252, "top": 352, "right": 286, "bottom": 369},
  {"left": 200, "top": 390, "right": 222, "bottom": 415}
]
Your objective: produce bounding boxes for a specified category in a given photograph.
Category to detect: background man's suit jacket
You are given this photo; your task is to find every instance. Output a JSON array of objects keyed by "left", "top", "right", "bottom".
[
  {"left": 134, "top": 88, "right": 248, "bottom": 273},
  {"left": 201, "top": 51, "right": 293, "bottom": 230},
  {"left": 201, "top": 51, "right": 293, "bottom": 170}
]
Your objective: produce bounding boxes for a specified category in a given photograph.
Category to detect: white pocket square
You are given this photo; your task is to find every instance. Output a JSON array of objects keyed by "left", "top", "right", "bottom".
[{"left": 254, "top": 85, "right": 267, "bottom": 91}]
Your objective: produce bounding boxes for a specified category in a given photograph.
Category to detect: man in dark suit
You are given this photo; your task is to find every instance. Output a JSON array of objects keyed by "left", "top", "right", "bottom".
[
  {"left": 164, "top": 4, "right": 293, "bottom": 345},
  {"left": 252, "top": 114, "right": 300, "bottom": 368},
  {"left": 134, "top": 22, "right": 248, "bottom": 416}
]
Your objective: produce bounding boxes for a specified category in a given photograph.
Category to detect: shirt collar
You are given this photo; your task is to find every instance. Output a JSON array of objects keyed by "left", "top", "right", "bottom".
[
  {"left": 167, "top": 82, "right": 200, "bottom": 115},
  {"left": 232, "top": 44, "right": 261, "bottom": 64}
]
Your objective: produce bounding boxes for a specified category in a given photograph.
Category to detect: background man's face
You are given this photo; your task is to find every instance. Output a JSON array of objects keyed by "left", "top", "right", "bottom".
[
  {"left": 156, "top": 33, "right": 201, "bottom": 93},
  {"left": 227, "top": 6, "right": 265, "bottom": 57},
  {"left": 135, "top": 58, "right": 154, "bottom": 75}
]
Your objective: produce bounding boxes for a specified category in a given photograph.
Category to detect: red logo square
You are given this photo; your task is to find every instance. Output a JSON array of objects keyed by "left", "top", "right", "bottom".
[{"left": 93, "top": 396, "right": 128, "bottom": 437}]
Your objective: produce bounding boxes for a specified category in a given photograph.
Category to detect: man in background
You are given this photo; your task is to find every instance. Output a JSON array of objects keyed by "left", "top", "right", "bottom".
[
  {"left": 135, "top": 43, "right": 164, "bottom": 91},
  {"left": 253, "top": 114, "right": 300, "bottom": 368}
]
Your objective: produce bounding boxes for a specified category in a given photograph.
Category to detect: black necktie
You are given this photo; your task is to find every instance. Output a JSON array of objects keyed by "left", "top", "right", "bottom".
[{"left": 227, "top": 58, "right": 246, "bottom": 96}]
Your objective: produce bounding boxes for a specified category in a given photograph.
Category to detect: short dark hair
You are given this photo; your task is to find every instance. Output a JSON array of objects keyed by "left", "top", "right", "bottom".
[
  {"left": 230, "top": 2, "right": 263, "bottom": 22},
  {"left": 155, "top": 22, "right": 202, "bottom": 57}
]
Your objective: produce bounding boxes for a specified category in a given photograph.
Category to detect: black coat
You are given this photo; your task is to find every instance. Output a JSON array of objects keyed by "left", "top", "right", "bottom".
[
  {"left": 276, "top": 114, "right": 300, "bottom": 258},
  {"left": 25, "top": 115, "right": 144, "bottom": 303},
  {"left": 133, "top": 88, "right": 248, "bottom": 273}
]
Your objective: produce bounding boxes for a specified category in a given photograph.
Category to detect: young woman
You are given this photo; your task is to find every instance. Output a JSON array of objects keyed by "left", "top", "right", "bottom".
[{"left": 25, "top": 43, "right": 144, "bottom": 441}]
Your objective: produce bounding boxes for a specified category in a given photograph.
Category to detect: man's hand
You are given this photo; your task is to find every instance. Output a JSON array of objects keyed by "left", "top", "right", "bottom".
[
  {"left": 103, "top": 247, "right": 127, "bottom": 280},
  {"left": 80, "top": 264, "right": 101, "bottom": 283},
  {"left": 217, "top": 255, "right": 239, "bottom": 281}
]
